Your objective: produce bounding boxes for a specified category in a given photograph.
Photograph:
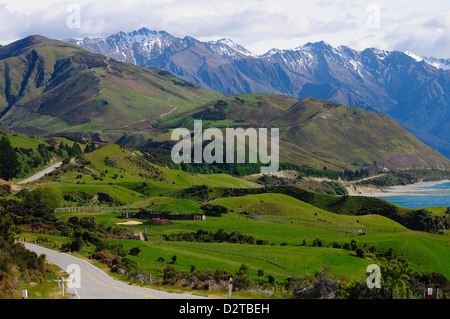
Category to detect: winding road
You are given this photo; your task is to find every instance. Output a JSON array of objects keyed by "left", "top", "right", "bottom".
[
  {"left": 17, "top": 161, "right": 63, "bottom": 185},
  {"left": 23, "top": 242, "right": 208, "bottom": 299}
]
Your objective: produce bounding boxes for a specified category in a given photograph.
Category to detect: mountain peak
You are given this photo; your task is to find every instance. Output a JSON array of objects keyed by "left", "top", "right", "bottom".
[
  {"left": 207, "top": 38, "right": 254, "bottom": 57},
  {"left": 296, "top": 41, "right": 333, "bottom": 52},
  {"left": 111, "top": 28, "right": 171, "bottom": 40},
  {"left": 0, "top": 35, "right": 75, "bottom": 60}
]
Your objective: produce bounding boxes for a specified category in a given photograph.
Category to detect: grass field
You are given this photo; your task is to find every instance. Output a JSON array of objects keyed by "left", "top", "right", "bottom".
[
  {"left": 49, "top": 205, "right": 450, "bottom": 281},
  {"left": 13, "top": 141, "right": 450, "bottom": 298}
]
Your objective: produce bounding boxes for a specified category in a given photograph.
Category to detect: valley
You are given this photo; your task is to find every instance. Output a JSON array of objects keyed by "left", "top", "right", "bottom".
[
  {"left": 0, "top": 34, "right": 449, "bottom": 300},
  {"left": 1, "top": 130, "right": 449, "bottom": 299}
]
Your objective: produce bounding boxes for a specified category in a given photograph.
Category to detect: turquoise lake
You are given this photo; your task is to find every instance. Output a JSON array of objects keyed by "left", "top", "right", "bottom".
[{"left": 379, "top": 182, "right": 450, "bottom": 209}]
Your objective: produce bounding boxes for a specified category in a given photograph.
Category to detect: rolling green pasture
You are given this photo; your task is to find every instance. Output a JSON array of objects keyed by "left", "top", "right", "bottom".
[{"left": 50, "top": 205, "right": 450, "bottom": 280}]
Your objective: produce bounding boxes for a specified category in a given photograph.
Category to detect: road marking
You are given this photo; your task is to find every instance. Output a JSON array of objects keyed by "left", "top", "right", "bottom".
[{"left": 79, "top": 266, "right": 161, "bottom": 299}]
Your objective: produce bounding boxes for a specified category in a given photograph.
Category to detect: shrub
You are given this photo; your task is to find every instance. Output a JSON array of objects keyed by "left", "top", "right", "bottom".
[
  {"left": 129, "top": 247, "right": 141, "bottom": 256},
  {"left": 70, "top": 238, "right": 83, "bottom": 252},
  {"left": 24, "top": 185, "right": 63, "bottom": 209},
  {"left": 356, "top": 248, "right": 365, "bottom": 258},
  {"left": 200, "top": 204, "right": 229, "bottom": 217},
  {"left": 313, "top": 238, "right": 323, "bottom": 247}
]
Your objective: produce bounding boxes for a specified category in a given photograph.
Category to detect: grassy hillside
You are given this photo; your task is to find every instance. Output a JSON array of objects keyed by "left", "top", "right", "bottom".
[
  {"left": 270, "top": 97, "right": 450, "bottom": 170},
  {"left": 42, "top": 143, "right": 259, "bottom": 206},
  {"left": 145, "top": 94, "right": 450, "bottom": 172},
  {"left": 0, "top": 36, "right": 222, "bottom": 141},
  {"left": 4, "top": 138, "right": 448, "bottom": 299},
  {"left": 39, "top": 205, "right": 450, "bottom": 282},
  {"left": 171, "top": 184, "right": 450, "bottom": 234}
]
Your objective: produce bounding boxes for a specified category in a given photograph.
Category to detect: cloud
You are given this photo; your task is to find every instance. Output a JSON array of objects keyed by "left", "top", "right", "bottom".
[
  {"left": 0, "top": 0, "right": 448, "bottom": 57},
  {"left": 382, "top": 10, "right": 450, "bottom": 58}
]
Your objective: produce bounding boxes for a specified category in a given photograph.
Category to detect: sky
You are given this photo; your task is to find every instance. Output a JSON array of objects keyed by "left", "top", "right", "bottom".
[{"left": 0, "top": 0, "right": 449, "bottom": 58}]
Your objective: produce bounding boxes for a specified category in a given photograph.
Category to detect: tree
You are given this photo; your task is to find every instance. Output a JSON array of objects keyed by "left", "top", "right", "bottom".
[
  {"left": 84, "top": 143, "right": 93, "bottom": 154},
  {"left": 70, "top": 238, "right": 83, "bottom": 252},
  {"left": 71, "top": 142, "right": 82, "bottom": 157},
  {"left": 129, "top": 247, "right": 141, "bottom": 256},
  {"left": 171, "top": 255, "right": 178, "bottom": 264},
  {"left": 0, "top": 136, "right": 19, "bottom": 181},
  {"left": 200, "top": 204, "right": 229, "bottom": 217},
  {"left": 379, "top": 258, "right": 412, "bottom": 299},
  {"left": 234, "top": 264, "right": 253, "bottom": 290},
  {"left": 24, "top": 185, "right": 63, "bottom": 209}
]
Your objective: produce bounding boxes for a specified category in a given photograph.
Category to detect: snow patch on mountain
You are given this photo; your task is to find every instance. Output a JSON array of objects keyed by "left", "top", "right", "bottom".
[
  {"left": 423, "top": 57, "right": 450, "bottom": 70},
  {"left": 404, "top": 51, "right": 424, "bottom": 62},
  {"left": 207, "top": 38, "right": 256, "bottom": 58}
]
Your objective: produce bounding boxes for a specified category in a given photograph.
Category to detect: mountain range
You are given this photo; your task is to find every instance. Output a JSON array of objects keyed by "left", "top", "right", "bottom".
[
  {"left": 0, "top": 35, "right": 221, "bottom": 137},
  {"left": 0, "top": 35, "right": 449, "bottom": 171},
  {"left": 65, "top": 28, "right": 450, "bottom": 158}
]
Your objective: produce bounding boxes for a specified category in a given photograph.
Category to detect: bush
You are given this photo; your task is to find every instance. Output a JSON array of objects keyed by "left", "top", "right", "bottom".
[
  {"left": 24, "top": 185, "right": 63, "bottom": 209},
  {"left": 200, "top": 204, "right": 229, "bottom": 217},
  {"left": 163, "top": 266, "right": 189, "bottom": 285},
  {"left": 129, "top": 247, "right": 141, "bottom": 256},
  {"left": 64, "top": 238, "right": 83, "bottom": 252},
  {"left": 313, "top": 238, "right": 323, "bottom": 247},
  {"left": 355, "top": 248, "right": 365, "bottom": 258}
]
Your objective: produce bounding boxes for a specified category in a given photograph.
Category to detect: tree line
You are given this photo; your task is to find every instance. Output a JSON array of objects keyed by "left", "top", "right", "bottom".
[{"left": 0, "top": 135, "right": 97, "bottom": 181}]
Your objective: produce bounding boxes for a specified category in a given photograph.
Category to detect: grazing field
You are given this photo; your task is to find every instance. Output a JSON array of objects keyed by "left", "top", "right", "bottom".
[
  {"left": 9, "top": 141, "right": 450, "bottom": 299},
  {"left": 50, "top": 206, "right": 450, "bottom": 280}
]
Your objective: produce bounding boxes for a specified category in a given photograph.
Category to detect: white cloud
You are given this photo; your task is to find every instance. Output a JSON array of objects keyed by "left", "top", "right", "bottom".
[
  {"left": 380, "top": 10, "right": 450, "bottom": 58},
  {"left": 0, "top": 0, "right": 448, "bottom": 58}
]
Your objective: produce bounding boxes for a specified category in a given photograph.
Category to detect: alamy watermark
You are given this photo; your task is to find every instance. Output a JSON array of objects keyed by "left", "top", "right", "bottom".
[
  {"left": 66, "top": 4, "right": 81, "bottom": 29},
  {"left": 366, "top": 264, "right": 381, "bottom": 289},
  {"left": 171, "top": 120, "right": 280, "bottom": 175},
  {"left": 367, "top": 4, "right": 382, "bottom": 29},
  {"left": 66, "top": 264, "right": 81, "bottom": 289}
]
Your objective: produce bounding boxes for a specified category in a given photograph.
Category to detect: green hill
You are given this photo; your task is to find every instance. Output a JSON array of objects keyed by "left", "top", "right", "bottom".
[
  {"left": 171, "top": 184, "right": 450, "bottom": 234},
  {"left": 45, "top": 143, "right": 259, "bottom": 205},
  {"left": 147, "top": 94, "right": 450, "bottom": 171},
  {"left": 0, "top": 35, "right": 222, "bottom": 141},
  {"left": 270, "top": 97, "right": 450, "bottom": 170}
]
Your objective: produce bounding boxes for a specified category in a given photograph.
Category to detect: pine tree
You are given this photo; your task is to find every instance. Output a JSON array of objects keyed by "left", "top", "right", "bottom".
[
  {"left": 71, "top": 142, "right": 82, "bottom": 157},
  {"left": 0, "top": 136, "right": 19, "bottom": 181},
  {"left": 84, "top": 143, "right": 92, "bottom": 153}
]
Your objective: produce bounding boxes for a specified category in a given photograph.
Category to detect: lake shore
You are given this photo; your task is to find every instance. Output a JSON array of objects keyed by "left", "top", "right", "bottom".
[{"left": 348, "top": 180, "right": 450, "bottom": 197}]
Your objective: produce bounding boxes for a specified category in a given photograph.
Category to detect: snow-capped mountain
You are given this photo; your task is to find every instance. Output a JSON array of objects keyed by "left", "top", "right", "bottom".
[
  {"left": 65, "top": 28, "right": 254, "bottom": 67},
  {"left": 206, "top": 38, "right": 256, "bottom": 58},
  {"left": 65, "top": 29, "right": 450, "bottom": 157},
  {"left": 423, "top": 56, "right": 450, "bottom": 70},
  {"left": 65, "top": 28, "right": 179, "bottom": 66}
]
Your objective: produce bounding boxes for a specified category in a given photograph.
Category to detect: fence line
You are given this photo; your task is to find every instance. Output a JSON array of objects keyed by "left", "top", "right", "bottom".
[
  {"left": 54, "top": 206, "right": 139, "bottom": 214},
  {"left": 247, "top": 213, "right": 367, "bottom": 236},
  {"left": 54, "top": 207, "right": 368, "bottom": 237},
  {"left": 159, "top": 237, "right": 295, "bottom": 270}
]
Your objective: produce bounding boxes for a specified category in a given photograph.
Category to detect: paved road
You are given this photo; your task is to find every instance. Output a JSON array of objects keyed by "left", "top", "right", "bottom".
[
  {"left": 17, "top": 161, "right": 63, "bottom": 185},
  {"left": 23, "top": 242, "right": 208, "bottom": 300}
]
